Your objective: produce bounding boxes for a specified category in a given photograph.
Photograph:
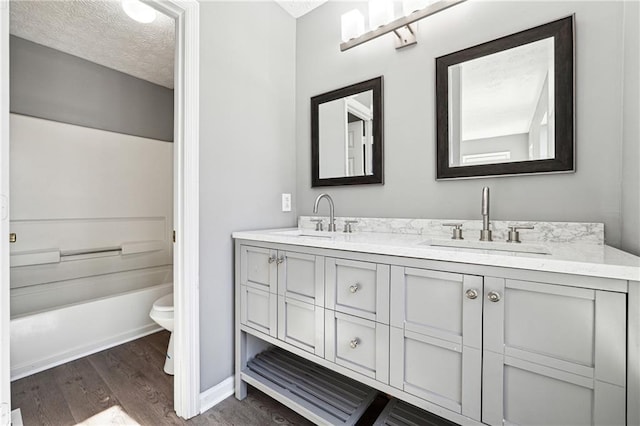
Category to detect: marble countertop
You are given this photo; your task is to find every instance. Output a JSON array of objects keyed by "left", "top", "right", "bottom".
[{"left": 232, "top": 228, "right": 640, "bottom": 282}]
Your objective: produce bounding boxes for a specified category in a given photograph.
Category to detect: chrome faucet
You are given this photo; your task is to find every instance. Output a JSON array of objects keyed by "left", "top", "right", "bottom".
[
  {"left": 480, "top": 187, "right": 492, "bottom": 241},
  {"left": 313, "top": 193, "right": 336, "bottom": 232}
]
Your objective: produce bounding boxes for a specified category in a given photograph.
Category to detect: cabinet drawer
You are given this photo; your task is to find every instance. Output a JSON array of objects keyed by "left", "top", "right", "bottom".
[
  {"left": 240, "top": 245, "right": 277, "bottom": 293},
  {"left": 326, "top": 258, "right": 390, "bottom": 323},
  {"left": 277, "top": 296, "right": 324, "bottom": 356},
  {"left": 325, "top": 310, "right": 389, "bottom": 383},
  {"left": 240, "top": 285, "right": 277, "bottom": 337}
]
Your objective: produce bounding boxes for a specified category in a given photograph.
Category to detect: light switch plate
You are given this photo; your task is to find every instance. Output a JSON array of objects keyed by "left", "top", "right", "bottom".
[{"left": 281, "top": 193, "right": 291, "bottom": 212}]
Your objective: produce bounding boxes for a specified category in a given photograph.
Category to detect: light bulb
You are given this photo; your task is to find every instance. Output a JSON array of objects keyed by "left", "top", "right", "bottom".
[
  {"left": 341, "top": 9, "right": 365, "bottom": 42},
  {"left": 368, "top": 0, "right": 395, "bottom": 29},
  {"left": 402, "top": 0, "right": 433, "bottom": 16},
  {"left": 122, "top": 0, "right": 157, "bottom": 24}
]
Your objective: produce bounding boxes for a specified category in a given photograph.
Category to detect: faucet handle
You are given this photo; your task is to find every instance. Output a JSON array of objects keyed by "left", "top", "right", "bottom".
[
  {"left": 507, "top": 224, "right": 534, "bottom": 243},
  {"left": 343, "top": 220, "right": 358, "bottom": 233},
  {"left": 310, "top": 218, "right": 324, "bottom": 231},
  {"left": 443, "top": 223, "right": 464, "bottom": 240}
]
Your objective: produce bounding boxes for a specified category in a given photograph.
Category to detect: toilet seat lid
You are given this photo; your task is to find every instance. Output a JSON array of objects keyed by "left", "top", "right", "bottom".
[{"left": 153, "top": 294, "right": 174, "bottom": 312}]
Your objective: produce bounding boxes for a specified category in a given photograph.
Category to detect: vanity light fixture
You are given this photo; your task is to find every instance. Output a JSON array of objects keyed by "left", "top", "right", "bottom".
[
  {"left": 340, "top": 0, "right": 466, "bottom": 52},
  {"left": 122, "top": 0, "right": 157, "bottom": 24}
]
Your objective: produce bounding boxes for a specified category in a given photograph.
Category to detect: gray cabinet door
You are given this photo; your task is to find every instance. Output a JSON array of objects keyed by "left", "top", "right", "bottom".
[
  {"left": 240, "top": 285, "right": 277, "bottom": 337},
  {"left": 326, "top": 258, "right": 390, "bottom": 323},
  {"left": 482, "top": 277, "right": 626, "bottom": 426},
  {"left": 278, "top": 296, "right": 324, "bottom": 357},
  {"left": 389, "top": 266, "right": 482, "bottom": 420},
  {"left": 240, "top": 245, "right": 277, "bottom": 293},
  {"left": 277, "top": 251, "right": 324, "bottom": 306},
  {"left": 325, "top": 310, "right": 389, "bottom": 383}
]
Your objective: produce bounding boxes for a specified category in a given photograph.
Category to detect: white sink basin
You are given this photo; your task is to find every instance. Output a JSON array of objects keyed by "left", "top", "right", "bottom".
[
  {"left": 275, "top": 230, "right": 335, "bottom": 239},
  {"left": 421, "top": 238, "right": 551, "bottom": 255}
]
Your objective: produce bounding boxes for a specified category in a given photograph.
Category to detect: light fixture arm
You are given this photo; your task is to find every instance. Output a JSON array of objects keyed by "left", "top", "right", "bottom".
[{"left": 340, "top": 0, "right": 466, "bottom": 52}]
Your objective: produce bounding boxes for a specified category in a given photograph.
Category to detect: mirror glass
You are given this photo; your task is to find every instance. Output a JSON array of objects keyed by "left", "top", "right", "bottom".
[
  {"left": 436, "top": 16, "right": 574, "bottom": 179},
  {"left": 319, "top": 91, "right": 374, "bottom": 178},
  {"left": 312, "top": 77, "right": 383, "bottom": 186}
]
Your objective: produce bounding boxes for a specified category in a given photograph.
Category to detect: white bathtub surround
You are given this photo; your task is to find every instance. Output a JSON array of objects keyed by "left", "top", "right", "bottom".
[
  {"left": 9, "top": 114, "right": 174, "bottom": 308},
  {"left": 10, "top": 282, "right": 171, "bottom": 380},
  {"left": 299, "top": 216, "right": 605, "bottom": 244},
  {"left": 234, "top": 228, "right": 639, "bottom": 282}
]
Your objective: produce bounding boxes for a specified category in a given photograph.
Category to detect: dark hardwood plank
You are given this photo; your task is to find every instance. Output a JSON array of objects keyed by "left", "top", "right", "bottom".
[
  {"left": 11, "top": 368, "right": 77, "bottom": 426},
  {"left": 191, "top": 386, "right": 313, "bottom": 426},
  {"left": 142, "top": 329, "right": 171, "bottom": 355},
  {"left": 51, "top": 357, "right": 122, "bottom": 424},
  {"left": 87, "top": 344, "right": 186, "bottom": 425}
]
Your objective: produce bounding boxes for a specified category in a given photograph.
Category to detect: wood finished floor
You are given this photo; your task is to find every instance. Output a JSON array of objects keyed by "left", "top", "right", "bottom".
[{"left": 11, "top": 331, "right": 313, "bottom": 425}]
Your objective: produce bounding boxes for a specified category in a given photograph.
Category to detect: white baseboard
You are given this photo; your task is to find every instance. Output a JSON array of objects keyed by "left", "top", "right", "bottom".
[
  {"left": 11, "top": 409, "right": 23, "bottom": 426},
  {"left": 199, "top": 376, "right": 234, "bottom": 414}
]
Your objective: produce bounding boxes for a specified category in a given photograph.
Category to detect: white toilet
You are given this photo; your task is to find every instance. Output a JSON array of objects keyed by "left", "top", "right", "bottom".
[{"left": 149, "top": 293, "right": 174, "bottom": 375}]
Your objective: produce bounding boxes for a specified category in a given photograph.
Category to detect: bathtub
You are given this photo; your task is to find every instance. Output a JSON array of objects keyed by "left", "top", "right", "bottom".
[{"left": 10, "top": 268, "right": 172, "bottom": 380}]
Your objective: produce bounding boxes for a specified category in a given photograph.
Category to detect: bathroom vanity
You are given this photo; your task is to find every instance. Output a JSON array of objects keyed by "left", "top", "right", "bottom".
[{"left": 233, "top": 218, "right": 640, "bottom": 426}]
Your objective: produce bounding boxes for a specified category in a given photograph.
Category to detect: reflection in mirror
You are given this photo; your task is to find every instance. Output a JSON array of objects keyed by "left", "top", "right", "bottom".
[
  {"left": 436, "top": 16, "right": 574, "bottom": 179},
  {"left": 449, "top": 38, "right": 554, "bottom": 167},
  {"left": 319, "top": 90, "right": 373, "bottom": 178},
  {"left": 312, "top": 77, "right": 383, "bottom": 187}
]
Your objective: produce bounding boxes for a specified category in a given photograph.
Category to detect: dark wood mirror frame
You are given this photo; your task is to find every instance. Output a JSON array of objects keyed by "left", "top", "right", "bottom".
[
  {"left": 311, "top": 76, "right": 384, "bottom": 187},
  {"left": 436, "top": 16, "right": 574, "bottom": 180}
]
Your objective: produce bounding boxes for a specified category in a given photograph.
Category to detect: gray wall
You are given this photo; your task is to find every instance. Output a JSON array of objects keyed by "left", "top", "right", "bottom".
[
  {"left": 10, "top": 36, "right": 174, "bottom": 142},
  {"left": 621, "top": 0, "right": 640, "bottom": 256},
  {"left": 296, "top": 1, "right": 631, "bottom": 248},
  {"left": 199, "top": 1, "right": 296, "bottom": 390}
]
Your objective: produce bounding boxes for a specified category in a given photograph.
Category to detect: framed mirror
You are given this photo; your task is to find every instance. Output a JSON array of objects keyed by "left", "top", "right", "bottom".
[
  {"left": 436, "top": 16, "right": 574, "bottom": 179},
  {"left": 311, "top": 76, "right": 383, "bottom": 187}
]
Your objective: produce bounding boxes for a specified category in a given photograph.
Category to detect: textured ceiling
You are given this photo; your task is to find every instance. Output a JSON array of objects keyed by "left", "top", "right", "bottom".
[
  {"left": 275, "top": 0, "right": 328, "bottom": 18},
  {"left": 10, "top": 0, "right": 175, "bottom": 89}
]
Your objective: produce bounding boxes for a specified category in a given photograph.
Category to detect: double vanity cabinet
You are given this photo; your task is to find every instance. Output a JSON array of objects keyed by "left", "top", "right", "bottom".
[{"left": 234, "top": 229, "right": 640, "bottom": 426}]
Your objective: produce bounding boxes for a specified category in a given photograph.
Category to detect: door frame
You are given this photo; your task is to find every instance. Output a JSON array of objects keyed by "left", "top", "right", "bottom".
[
  {"left": 0, "top": 0, "right": 10, "bottom": 424},
  {"left": 0, "top": 0, "right": 201, "bottom": 421}
]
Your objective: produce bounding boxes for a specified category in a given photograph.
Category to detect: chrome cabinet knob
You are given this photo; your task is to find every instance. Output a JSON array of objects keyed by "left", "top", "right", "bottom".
[
  {"left": 268, "top": 255, "right": 277, "bottom": 264},
  {"left": 349, "top": 284, "right": 360, "bottom": 293},
  {"left": 349, "top": 338, "right": 360, "bottom": 349},
  {"left": 276, "top": 256, "right": 285, "bottom": 265},
  {"left": 465, "top": 289, "right": 478, "bottom": 299},
  {"left": 487, "top": 291, "right": 501, "bottom": 302}
]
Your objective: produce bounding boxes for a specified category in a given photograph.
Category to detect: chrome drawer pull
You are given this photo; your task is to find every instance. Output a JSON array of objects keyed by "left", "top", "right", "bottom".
[
  {"left": 465, "top": 289, "right": 478, "bottom": 299},
  {"left": 349, "top": 338, "right": 360, "bottom": 349},
  {"left": 349, "top": 284, "right": 360, "bottom": 293},
  {"left": 268, "top": 256, "right": 276, "bottom": 264},
  {"left": 487, "top": 291, "right": 501, "bottom": 302},
  {"left": 276, "top": 256, "right": 285, "bottom": 265}
]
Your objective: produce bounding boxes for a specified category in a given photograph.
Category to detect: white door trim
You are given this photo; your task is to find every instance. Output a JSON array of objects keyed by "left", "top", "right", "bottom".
[
  {"left": 150, "top": 0, "right": 201, "bottom": 419},
  {"left": 0, "top": 0, "right": 11, "bottom": 424},
  {"left": 0, "top": 0, "right": 201, "bottom": 422}
]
